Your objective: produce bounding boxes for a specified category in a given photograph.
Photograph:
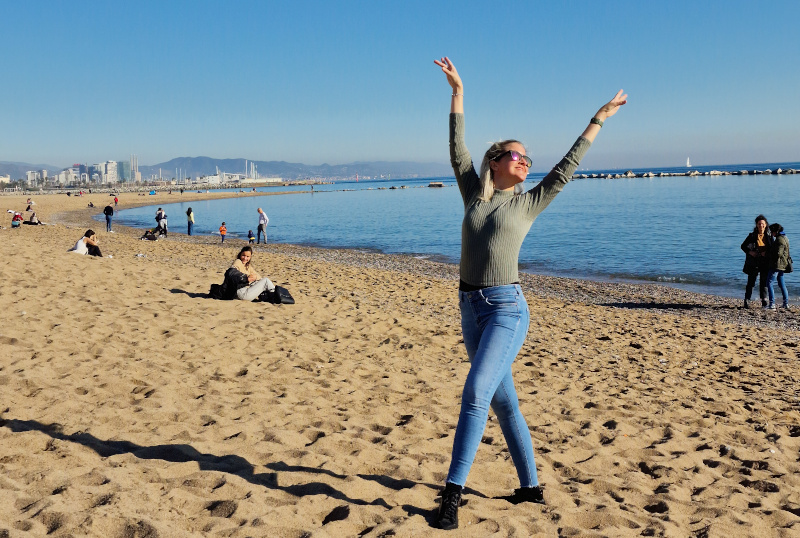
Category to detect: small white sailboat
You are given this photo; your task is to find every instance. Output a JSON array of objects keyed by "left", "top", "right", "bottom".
[{"left": 686, "top": 157, "right": 692, "bottom": 168}]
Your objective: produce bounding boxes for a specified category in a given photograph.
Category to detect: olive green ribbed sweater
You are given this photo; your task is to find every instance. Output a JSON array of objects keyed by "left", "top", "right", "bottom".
[{"left": 450, "top": 113, "right": 591, "bottom": 287}]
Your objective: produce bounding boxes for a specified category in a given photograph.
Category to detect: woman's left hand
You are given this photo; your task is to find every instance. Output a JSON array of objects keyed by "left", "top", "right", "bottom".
[{"left": 595, "top": 90, "right": 628, "bottom": 121}]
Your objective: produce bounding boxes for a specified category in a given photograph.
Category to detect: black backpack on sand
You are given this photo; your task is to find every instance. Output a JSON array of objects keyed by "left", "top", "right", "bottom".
[{"left": 258, "top": 285, "right": 295, "bottom": 305}]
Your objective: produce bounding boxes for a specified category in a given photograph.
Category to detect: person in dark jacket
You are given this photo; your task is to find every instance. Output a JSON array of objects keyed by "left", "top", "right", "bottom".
[
  {"left": 741, "top": 214, "right": 772, "bottom": 308},
  {"left": 103, "top": 205, "right": 114, "bottom": 232},
  {"left": 766, "top": 223, "right": 791, "bottom": 310}
]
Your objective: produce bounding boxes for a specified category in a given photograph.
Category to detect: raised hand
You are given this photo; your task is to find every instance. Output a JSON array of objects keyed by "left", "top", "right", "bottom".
[
  {"left": 595, "top": 89, "right": 628, "bottom": 121},
  {"left": 434, "top": 57, "right": 463, "bottom": 93}
]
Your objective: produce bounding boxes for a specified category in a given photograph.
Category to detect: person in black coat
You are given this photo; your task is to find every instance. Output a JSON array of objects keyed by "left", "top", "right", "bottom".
[{"left": 741, "top": 214, "right": 772, "bottom": 308}]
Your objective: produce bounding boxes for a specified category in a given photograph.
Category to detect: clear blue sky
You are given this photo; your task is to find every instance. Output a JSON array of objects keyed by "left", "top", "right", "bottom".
[{"left": 2, "top": 0, "right": 798, "bottom": 171}]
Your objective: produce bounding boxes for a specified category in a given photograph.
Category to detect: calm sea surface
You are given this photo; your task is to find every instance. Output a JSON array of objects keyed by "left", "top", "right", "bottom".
[{"left": 110, "top": 161, "right": 800, "bottom": 300}]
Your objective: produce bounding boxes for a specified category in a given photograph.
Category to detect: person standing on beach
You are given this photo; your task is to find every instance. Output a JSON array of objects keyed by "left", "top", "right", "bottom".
[
  {"left": 219, "top": 222, "right": 227, "bottom": 244},
  {"left": 156, "top": 208, "right": 168, "bottom": 237},
  {"left": 432, "top": 56, "right": 627, "bottom": 530},
  {"left": 103, "top": 204, "right": 114, "bottom": 233},
  {"left": 257, "top": 207, "right": 269, "bottom": 244},
  {"left": 187, "top": 207, "right": 195, "bottom": 236},
  {"left": 766, "top": 223, "right": 791, "bottom": 310},
  {"left": 741, "top": 215, "right": 772, "bottom": 308},
  {"left": 114, "top": 196, "right": 119, "bottom": 206}
]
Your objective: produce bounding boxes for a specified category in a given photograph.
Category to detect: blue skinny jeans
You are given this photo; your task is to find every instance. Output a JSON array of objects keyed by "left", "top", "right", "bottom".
[
  {"left": 446, "top": 284, "right": 538, "bottom": 488},
  {"left": 767, "top": 270, "right": 789, "bottom": 306}
]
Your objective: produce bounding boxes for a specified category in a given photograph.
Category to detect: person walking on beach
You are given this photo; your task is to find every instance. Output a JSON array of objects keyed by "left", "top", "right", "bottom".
[
  {"left": 741, "top": 214, "right": 772, "bottom": 308},
  {"left": 219, "top": 222, "right": 227, "bottom": 244},
  {"left": 766, "top": 223, "right": 792, "bottom": 310},
  {"left": 432, "top": 56, "right": 627, "bottom": 530},
  {"left": 114, "top": 196, "right": 119, "bottom": 207},
  {"left": 257, "top": 208, "right": 269, "bottom": 244},
  {"left": 186, "top": 207, "right": 195, "bottom": 236},
  {"left": 103, "top": 204, "right": 114, "bottom": 233}
]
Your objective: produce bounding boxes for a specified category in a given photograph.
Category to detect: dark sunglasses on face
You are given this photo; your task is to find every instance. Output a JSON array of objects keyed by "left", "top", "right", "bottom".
[{"left": 493, "top": 150, "right": 532, "bottom": 168}]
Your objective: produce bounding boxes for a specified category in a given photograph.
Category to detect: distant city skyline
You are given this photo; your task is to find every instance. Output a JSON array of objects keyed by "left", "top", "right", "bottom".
[{"left": 2, "top": 1, "right": 799, "bottom": 172}]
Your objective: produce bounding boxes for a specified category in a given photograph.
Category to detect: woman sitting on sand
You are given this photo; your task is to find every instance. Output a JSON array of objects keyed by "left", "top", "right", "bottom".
[
  {"left": 741, "top": 214, "right": 772, "bottom": 308},
  {"left": 432, "top": 56, "right": 627, "bottom": 530},
  {"left": 69, "top": 229, "right": 103, "bottom": 257},
  {"left": 228, "top": 246, "right": 275, "bottom": 301},
  {"left": 766, "top": 223, "right": 791, "bottom": 310},
  {"left": 22, "top": 212, "right": 41, "bottom": 225}
]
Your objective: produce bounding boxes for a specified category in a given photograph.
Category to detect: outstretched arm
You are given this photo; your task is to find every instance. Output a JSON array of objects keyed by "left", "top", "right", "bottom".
[
  {"left": 434, "top": 57, "right": 463, "bottom": 114},
  {"left": 520, "top": 90, "right": 629, "bottom": 219},
  {"left": 580, "top": 89, "right": 628, "bottom": 143},
  {"left": 435, "top": 56, "right": 478, "bottom": 202}
]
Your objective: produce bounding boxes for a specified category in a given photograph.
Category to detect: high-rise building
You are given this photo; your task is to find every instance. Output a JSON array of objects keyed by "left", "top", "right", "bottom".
[
  {"left": 105, "top": 161, "right": 118, "bottom": 184},
  {"left": 90, "top": 164, "right": 103, "bottom": 182},
  {"left": 131, "top": 154, "right": 141, "bottom": 182},
  {"left": 118, "top": 161, "right": 131, "bottom": 182}
]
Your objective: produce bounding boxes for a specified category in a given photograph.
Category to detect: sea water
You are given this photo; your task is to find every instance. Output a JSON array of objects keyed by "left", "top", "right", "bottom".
[{"left": 111, "top": 162, "right": 800, "bottom": 299}]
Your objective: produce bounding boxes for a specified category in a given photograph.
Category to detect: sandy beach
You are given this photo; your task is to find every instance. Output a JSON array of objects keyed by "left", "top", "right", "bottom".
[{"left": 1, "top": 191, "right": 799, "bottom": 537}]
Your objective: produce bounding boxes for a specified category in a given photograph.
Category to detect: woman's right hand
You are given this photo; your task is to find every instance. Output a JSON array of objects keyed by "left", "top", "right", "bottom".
[{"left": 434, "top": 57, "right": 463, "bottom": 93}]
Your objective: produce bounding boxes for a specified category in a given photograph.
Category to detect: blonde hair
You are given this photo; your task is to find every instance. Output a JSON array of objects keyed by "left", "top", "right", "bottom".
[{"left": 478, "top": 139, "right": 526, "bottom": 201}]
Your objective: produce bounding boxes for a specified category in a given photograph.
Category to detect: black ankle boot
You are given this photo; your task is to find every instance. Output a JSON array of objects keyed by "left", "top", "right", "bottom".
[
  {"left": 498, "top": 485, "right": 545, "bottom": 505},
  {"left": 435, "top": 483, "right": 462, "bottom": 530}
]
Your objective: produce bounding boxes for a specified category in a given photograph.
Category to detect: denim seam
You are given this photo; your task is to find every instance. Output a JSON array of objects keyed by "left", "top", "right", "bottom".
[
  {"left": 497, "top": 378, "right": 535, "bottom": 487},
  {"left": 497, "top": 306, "right": 534, "bottom": 486}
]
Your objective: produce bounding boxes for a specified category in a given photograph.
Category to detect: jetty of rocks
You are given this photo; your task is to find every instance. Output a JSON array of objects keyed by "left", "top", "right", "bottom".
[{"left": 573, "top": 167, "right": 798, "bottom": 180}]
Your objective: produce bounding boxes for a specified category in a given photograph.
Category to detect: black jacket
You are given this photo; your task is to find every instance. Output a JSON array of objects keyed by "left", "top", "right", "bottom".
[
  {"left": 741, "top": 231, "right": 772, "bottom": 275},
  {"left": 220, "top": 267, "right": 249, "bottom": 299},
  {"left": 103, "top": 205, "right": 114, "bottom": 216}
]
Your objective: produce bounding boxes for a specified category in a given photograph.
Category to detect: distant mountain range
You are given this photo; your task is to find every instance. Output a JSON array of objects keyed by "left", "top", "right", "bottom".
[
  {"left": 138, "top": 157, "right": 452, "bottom": 180},
  {"left": 0, "top": 157, "right": 452, "bottom": 181},
  {"left": 0, "top": 161, "right": 65, "bottom": 180}
]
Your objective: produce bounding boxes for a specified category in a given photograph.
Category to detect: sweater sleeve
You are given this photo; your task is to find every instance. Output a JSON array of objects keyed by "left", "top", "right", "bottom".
[
  {"left": 450, "top": 113, "right": 480, "bottom": 205},
  {"left": 520, "top": 136, "right": 591, "bottom": 220}
]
